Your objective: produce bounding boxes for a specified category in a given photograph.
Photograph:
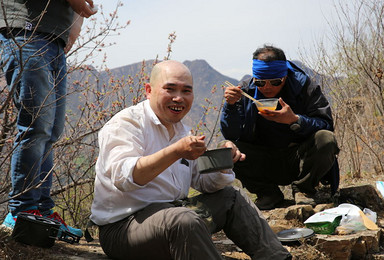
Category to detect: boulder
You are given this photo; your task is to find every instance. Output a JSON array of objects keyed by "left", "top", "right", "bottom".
[
  {"left": 263, "top": 197, "right": 383, "bottom": 259},
  {"left": 338, "top": 185, "right": 384, "bottom": 213},
  {"left": 312, "top": 229, "right": 381, "bottom": 260}
]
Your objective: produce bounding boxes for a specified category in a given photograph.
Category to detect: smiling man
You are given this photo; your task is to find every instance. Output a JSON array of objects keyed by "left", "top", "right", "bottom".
[
  {"left": 221, "top": 45, "right": 340, "bottom": 210},
  {"left": 90, "top": 60, "right": 291, "bottom": 260}
]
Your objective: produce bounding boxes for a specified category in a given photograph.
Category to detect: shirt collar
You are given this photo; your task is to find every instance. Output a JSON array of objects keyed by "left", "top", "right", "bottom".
[{"left": 144, "top": 100, "right": 191, "bottom": 138}]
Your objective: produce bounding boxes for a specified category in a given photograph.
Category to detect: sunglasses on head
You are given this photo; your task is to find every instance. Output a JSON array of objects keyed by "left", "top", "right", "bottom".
[{"left": 254, "top": 78, "right": 284, "bottom": 87}]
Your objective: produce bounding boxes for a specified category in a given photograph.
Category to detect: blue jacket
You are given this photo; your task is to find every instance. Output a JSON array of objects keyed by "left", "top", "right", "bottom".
[
  {"left": 220, "top": 61, "right": 339, "bottom": 193},
  {"left": 220, "top": 61, "right": 333, "bottom": 148}
]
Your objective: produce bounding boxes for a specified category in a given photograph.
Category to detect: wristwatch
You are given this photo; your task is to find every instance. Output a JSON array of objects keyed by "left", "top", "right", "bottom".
[{"left": 290, "top": 116, "right": 302, "bottom": 132}]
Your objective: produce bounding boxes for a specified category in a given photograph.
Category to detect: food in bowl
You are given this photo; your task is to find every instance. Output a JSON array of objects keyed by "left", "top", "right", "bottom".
[{"left": 255, "top": 98, "right": 279, "bottom": 112}]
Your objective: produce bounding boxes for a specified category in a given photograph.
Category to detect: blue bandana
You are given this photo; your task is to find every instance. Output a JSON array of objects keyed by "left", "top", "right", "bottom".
[{"left": 252, "top": 59, "right": 288, "bottom": 79}]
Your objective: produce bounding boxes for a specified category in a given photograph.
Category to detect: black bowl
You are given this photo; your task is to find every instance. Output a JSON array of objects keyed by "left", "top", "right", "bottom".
[{"left": 197, "top": 147, "right": 233, "bottom": 174}]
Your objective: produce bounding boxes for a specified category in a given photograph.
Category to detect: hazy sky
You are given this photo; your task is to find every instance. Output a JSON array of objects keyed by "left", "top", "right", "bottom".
[{"left": 84, "top": 0, "right": 340, "bottom": 80}]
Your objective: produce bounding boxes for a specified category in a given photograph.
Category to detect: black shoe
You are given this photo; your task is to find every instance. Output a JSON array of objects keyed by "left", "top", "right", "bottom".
[{"left": 255, "top": 190, "right": 284, "bottom": 210}]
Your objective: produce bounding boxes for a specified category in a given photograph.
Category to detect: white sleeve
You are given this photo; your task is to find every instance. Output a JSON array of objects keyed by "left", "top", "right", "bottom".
[
  {"left": 96, "top": 113, "right": 146, "bottom": 192},
  {"left": 190, "top": 160, "right": 235, "bottom": 193}
]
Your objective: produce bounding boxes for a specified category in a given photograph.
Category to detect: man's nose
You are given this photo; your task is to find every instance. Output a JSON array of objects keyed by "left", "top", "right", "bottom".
[
  {"left": 172, "top": 94, "right": 183, "bottom": 102},
  {"left": 264, "top": 81, "right": 273, "bottom": 88}
]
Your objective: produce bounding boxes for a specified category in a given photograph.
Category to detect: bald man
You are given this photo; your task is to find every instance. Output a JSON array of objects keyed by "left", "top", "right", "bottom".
[{"left": 90, "top": 60, "right": 291, "bottom": 260}]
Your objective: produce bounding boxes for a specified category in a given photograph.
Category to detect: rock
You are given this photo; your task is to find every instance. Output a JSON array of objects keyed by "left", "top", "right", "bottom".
[
  {"left": 314, "top": 203, "right": 334, "bottom": 213},
  {"left": 265, "top": 205, "right": 314, "bottom": 233},
  {"left": 338, "top": 185, "right": 384, "bottom": 213},
  {"left": 261, "top": 185, "right": 384, "bottom": 259},
  {"left": 311, "top": 229, "right": 381, "bottom": 260},
  {"left": 284, "top": 205, "right": 314, "bottom": 222},
  {"left": 268, "top": 219, "right": 300, "bottom": 234},
  {"left": 264, "top": 204, "right": 314, "bottom": 221}
]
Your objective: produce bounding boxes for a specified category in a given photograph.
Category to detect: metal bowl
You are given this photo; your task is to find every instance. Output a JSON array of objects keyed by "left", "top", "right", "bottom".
[{"left": 197, "top": 147, "right": 233, "bottom": 174}]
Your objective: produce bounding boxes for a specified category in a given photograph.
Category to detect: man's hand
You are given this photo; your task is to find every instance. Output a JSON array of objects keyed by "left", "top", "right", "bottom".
[
  {"left": 65, "top": 13, "right": 83, "bottom": 53},
  {"left": 258, "top": 98, "right": 299, "bottom": 124},
  {"left": 218, "top": 140, "right": 246, "bottom": 163},
  {"left": 133, "top": 135, "right": 205, "bottom": 185},
  {"left": 174, "top": 135, "right": 207, "bottom": 160},
  {"left": 224, "top": 86, "right": 242, "bottom": 105},
  {"left": 67, "top": 0, "right": 97, "bottom": 18}
]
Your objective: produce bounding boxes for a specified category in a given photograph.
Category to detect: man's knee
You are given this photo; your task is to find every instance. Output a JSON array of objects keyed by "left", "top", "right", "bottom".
[
  {"left": 314, "top": 130, "right": 339, "bottom": 154},
  {"left": 167, "top": 207, "right": 207, "bottom": 233}
]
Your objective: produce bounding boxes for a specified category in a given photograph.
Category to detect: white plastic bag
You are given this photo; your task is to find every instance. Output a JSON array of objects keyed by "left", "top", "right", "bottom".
[
  {"left": 363, "top": 208, "right": 377, "bottom": 223},
  {"left": 335, "top": 204, "right": 366, "bottom": 233},
  {"left": 323, "top": 203, "right": 378, "bottom": 234}
]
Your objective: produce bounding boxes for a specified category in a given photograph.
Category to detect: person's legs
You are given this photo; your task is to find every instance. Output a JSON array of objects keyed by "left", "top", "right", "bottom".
[
  {"left": 1, "top": 32, "right": 65, "bottom": 214},
  {"left": 99, "top": 203, "right": 223, "bottom": 260},
  {"left": 293, "top": 130, "right": 340, "bottom": 195},
  {"left": 38, "top": 40, "right": 67, "bottom": 212},
  {"left": 195, "top": 186, "right": 291, "bottom": 260},
  {"left": 233, "top": 141, "right": 299, "bottom": 209},
  {"left": 0, "top": 32, "right": 77, "bottom": 236}
]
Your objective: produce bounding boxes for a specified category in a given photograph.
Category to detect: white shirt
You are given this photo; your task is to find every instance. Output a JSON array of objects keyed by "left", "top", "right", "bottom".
[{"left": 90, "top": 100, "right": 235, "bottom": 225}]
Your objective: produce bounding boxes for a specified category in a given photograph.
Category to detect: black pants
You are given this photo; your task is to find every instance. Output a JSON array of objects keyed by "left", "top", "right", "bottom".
[
  {"left": 98, "top": 186, "right": 290, "bottom": 260},
  {"left": 234, "top": 130, "right": 339, "bottom": 196}
]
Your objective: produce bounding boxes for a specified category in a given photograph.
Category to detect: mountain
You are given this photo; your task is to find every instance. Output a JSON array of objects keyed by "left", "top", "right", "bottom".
[
  {"left": 181, "top": 60, "right": 238, "bottom": 126},
  {"left": 65, "top": 59, "right": 330, "bottom": 139},
  {"left": 66, "top": 59, "right": 239, "bottom": 128}
]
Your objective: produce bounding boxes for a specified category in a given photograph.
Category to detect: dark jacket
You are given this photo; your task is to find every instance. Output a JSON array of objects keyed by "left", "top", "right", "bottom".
[
  {"left": 220, "top": 61, "right": 339, "bottom": 193},
  {"left": 220, "top": 61, "right": 333, "bottom": 148},
  {"left": 0, "top": 0, "right": 73, "bottom": 44}
]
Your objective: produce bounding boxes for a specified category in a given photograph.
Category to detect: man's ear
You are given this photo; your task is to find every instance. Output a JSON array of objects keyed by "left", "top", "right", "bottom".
[{"left": 145, "top": 83, "right": 151, "bottom": 99}]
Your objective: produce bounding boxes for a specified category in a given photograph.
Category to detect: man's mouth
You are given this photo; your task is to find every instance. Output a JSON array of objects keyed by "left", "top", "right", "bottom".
[{"left": 169, "top": 105, "right": 184, "bottom": 112}]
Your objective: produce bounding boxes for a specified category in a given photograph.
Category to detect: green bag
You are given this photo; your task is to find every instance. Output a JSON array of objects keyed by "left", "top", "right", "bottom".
[{"left": 304, "top": 212, "right": 342, "bottom": 235}]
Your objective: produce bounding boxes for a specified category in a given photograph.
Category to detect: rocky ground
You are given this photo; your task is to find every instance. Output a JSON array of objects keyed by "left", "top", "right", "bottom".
[
  {"left": 0, "top": 227, "right": 329, "bottom": 260},
  {"left": 1, "top": 181, "right": 384, "bottom": 259}
]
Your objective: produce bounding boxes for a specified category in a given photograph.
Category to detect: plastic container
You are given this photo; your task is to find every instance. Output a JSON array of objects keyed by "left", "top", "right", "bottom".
[{"left": 255, "top": 98, "right": 279, "bottom": 112}]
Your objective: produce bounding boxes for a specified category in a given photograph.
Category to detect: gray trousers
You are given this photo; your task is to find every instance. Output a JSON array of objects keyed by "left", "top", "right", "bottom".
[
  {"left": 234, "top": 129, "right": 340, "bottom": 196},
  {"left": 98, "top": 186, "right": 290, "bottom": 260}
]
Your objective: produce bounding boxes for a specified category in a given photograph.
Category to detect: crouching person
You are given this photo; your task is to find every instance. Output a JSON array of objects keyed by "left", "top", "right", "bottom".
[{"left": 90, "top": 60, "right": 291, "bottom": 260}]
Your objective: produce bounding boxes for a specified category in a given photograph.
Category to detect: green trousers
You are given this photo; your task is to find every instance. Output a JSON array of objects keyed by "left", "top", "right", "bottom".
[{"left": 98, "top": 186, "right": 290, "bottom": 260}]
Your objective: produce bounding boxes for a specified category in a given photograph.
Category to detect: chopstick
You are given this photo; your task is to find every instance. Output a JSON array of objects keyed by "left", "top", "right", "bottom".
[{"left": 224, "top": 81, "right": 263, "bottom": 106}]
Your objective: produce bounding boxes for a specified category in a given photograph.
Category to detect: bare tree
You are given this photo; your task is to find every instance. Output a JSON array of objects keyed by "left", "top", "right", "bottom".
[
  {"left": 0, "top": 2, "right": 131, "bottom": 227},
  {"left": 303, "top": 0, "right": 384, "bottom": 178}
]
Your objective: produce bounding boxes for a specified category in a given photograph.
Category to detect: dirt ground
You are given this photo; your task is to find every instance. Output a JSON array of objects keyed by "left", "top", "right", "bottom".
[
  {"left": 0, "top": 227, "right": 330, "bottom": 260},
  {"left": 0, "top": 215, "right": 331, "bottom": 260},
  {"left": 0, "top": 175, "right": 380, "bottom": 259}
]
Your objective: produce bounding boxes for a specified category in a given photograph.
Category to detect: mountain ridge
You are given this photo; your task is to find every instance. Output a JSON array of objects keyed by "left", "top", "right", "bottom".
[{"left": 66, "top": 59, "right": 329, "bottom": 136}]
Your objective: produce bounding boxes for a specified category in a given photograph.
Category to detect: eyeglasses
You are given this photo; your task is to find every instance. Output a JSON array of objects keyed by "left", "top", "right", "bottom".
[{"left": 254, "top": 78, "right": 284, "bottom": 87}]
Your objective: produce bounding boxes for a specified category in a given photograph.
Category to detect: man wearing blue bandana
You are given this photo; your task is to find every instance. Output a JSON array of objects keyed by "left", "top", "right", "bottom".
[{"left": 220, "top": 45, "right": 340, "bottom": 210}]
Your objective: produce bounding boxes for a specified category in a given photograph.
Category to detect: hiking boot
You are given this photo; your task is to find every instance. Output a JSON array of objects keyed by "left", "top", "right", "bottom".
[
  {"left": 293, "top": 191, "right": 316, "bottom": 206},
  {"left": 1, "top": 209, "right": 42, "bottom": 230},
  {"left": 255, "top": 190, "right": 284, "bottom": 210},
  {"left": 44, "top": 210, "right": 83, "bottom": 238}
]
